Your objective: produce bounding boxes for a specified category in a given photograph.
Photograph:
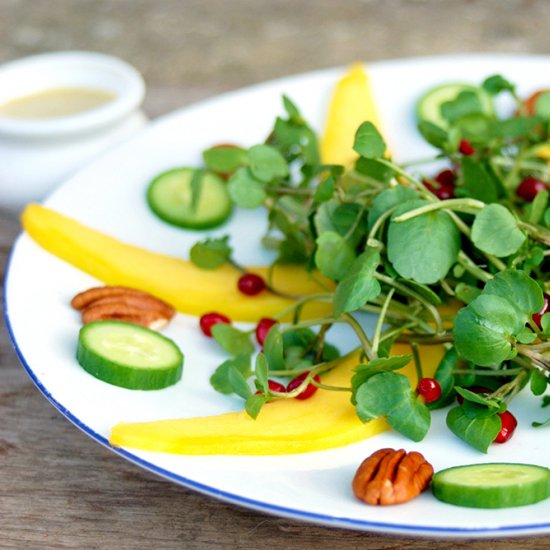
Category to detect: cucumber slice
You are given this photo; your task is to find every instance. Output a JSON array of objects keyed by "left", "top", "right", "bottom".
[
  {"left": 147, "top": 168, "right": 232, "bottom": 229},
  {"left": 432, "top": 463, "right": 550, "bottom": 508},
  {"left": 77, "top": 320, "right": 184, "bottom": 390},
  {"left": 416, "top": 83, "right": 494, "bottom": 129}
]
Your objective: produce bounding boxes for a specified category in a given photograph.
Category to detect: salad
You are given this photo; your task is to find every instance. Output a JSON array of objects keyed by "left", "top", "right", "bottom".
[{"left": 18, "top": 63, "right": 550, "bottom": 511}]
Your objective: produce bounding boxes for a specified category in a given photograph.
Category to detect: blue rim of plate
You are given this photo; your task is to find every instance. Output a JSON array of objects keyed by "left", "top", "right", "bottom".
[
  {"left": 5, "top": 239, "right": 550, "bottom": 539},
  {"left": 5, "top": 54, "right": 550, "bottom": 537}
]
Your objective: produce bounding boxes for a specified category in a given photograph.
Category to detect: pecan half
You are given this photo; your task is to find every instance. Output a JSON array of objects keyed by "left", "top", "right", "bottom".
[
  {"left": 71, "top": 286, "right": 176, "bottom": 330},
  {"left": 352, "top": 448, "right": 434, "bottom": 505}
]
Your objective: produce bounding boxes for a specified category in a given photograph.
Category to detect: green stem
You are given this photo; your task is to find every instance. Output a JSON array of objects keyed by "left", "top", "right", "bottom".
[
  {"left": 397, "top": 332, "right": 454, "bottom": 345},
  {"left": 273, "top": 293, "right": 333, "bottom": 321},
  {"left": 453, "top": 368, "right": 525, "bottom": 377},
  {"left": 410, "top": 342, "right": 423, "bottom": 383},
  {"left": 374, "top": 273, "right": 443, "bottom": 334},
  {"left": 342, "top": 313, "right": 376, "bottom": 361},
  {"left": 377, "top": 159, "right": 437, "bottom": 201},
  {"left": 310, "top": 379, "right": 352, "bottom": 392},
  {"left": 519, "top": 221, "right": 550, "bottom": 246},
  {"left": 457, "top": 251, "right": 493, "bottom": 282},
  {"left": 268, "top": 186, "right": 313, "bottom": 196},
  {"left": 267, "top": 346, "right": 360, "bottom": 380},
  {"left": 393, "top": 198, "right": 485, "bottom": 223},
  {"left": 367, "top": 206, "right": 398, "bottom": 241},
  {"left": 372, "top": 288, "right": 395, "bottom": 355}
]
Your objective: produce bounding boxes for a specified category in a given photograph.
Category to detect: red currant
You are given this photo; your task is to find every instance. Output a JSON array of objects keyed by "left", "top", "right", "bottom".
[
  {"left": 255, "top": 379, "right": 286, "bottom": 395},
  {"left": 416, "top": 377, "right": 442, "bottom": 403},
  {"left": 533, "top": 294, "right": 550, "bottom": 330},
  {"left": 494, "top": 410, "right": 518, "bottom": 444},
  {"left": 237, "top": 273, "right": 266, "bottom": 296},
  {"left": 423, "top": 169, "right": 456, "bottom": 200},
  {"left": 458, "top": 139, "right": 475, "bottom": 156},
  {"left": 199, "top": 311, "right": 231, "bottom": 337},
  {"left": 516, "top": 177, "right": 549, "bottom": 202},
  {"left": 255, "top": 317, "right": 278, "bottom": 345},
  {"left": 286, "top": 372, "right": 321, "bottom": 400}
]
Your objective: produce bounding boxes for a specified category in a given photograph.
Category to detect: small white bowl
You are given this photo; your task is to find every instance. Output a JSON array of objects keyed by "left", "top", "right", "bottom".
[{"left": 0, "top": 51, "right": 147, "bottom": 212}]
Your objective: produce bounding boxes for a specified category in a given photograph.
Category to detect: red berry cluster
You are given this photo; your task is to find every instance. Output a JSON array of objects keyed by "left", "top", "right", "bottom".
[{"left": 423, "top": 169, "right": 456, "bottom": 200}]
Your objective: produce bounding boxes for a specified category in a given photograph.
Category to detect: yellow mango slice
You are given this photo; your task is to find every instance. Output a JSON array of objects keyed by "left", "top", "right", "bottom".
[
  {"left": 320, "top": 63, "right": 385, "bottom": 166},
  {"left": 110, "top": 344, "right": 444, "bottom": 455},
  {"left": 22, "top": 204, "right": 332, "bottom": 322}
]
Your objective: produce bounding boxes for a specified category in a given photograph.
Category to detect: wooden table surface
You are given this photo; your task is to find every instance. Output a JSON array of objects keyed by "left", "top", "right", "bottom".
[{"left": 3, "top": 1, "right": 550, "bottom": 547}]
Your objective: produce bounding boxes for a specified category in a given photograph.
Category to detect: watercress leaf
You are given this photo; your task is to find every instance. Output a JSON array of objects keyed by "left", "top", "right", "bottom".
[
  {"left": 454, "top": 294, "right": 522, "bottom": 366},
  {"left": 333, "top": 248, "right": 381, "bottom": 317},
  {"left": 542, "top": 313, "right": 550, "bottom": 334},
  {"left": 367, "top": 187, "right": 419, "bottom": 229},
  {"left": 387, "top": 199, "right": 460, "bottom": 284},
  {"left": 528, "top": 189, "right": 549, "bottom": 225},
  {"left": 282, "top": 327, "right": 315, "bottom": 349},
  {"left": 471, "top": 204, "right": 526, "bottom": 257},
  {"left": 484, "top": 269, "right": 544, "bottom": 318},
  {"left": 446, "top": 405, "right": 501, "bottom": 453},
  {"left": 460, "top": 156, "right": 499, "bottom": 203},
  {"left": 315, "top": 231, "right": 356, "bottom": 281},
  {"left": 455, "top": 282, "right": 482, "bottom": 305},
  {"left": 517, "top": 327, "right": 538, "bottom": 344},
  {"left": 315, "top": 201, "right": 368, "bottom": 248},
  {"left": 263, "top": 324, "right": 286, "bottom": 371},
  {"left": 189, "top": 235, "right": 232, "bottom": 269},
  {"left": 210, "top": 354, "right": 251, "bottom": 394},
  {"left": 492, "top": 117, "right": 542, "bottom": 139},
  {"left": 417, "top": 120, "right": 448, "bottom": 149},
  {"left": 247, "top": 144, "right": 289, "bottom": 182},
  {"left": 456, "top": 114, "right": 493, "bottom": 143},
  {"left": 353, "top": 121, "right": 386, "bottom": 159},
  {"left": 431, "top": 347, "right": 458, "bottom": 407},
  {"left": 244, "top": 394, "right": 267, "bottom": 419},
  {"left": 228, "top": 365, "right": 252, "bottom": 399},
  {"left": 354, "top": 158, "right": 395, "bottom": 184},
  {"left": 355, "top": 372, "right": 430, "bottom": 442},
  {"left": 455, "top": 387, "right": 500, "bottom": 409},
  {"left": 255, "top": 353, "right": 269, "bottom": 393},
  {"left": 313, "top": 175, "right": 335, "bottom": 203},
  {"left": 211, "top": 323, "right": 255, "bottom": 356},
  {"left": 228, "top": 167, "right": 266, "bottom": 208},
  {"left": 461, "top": 399, "right": 503, "bottom": 419},
  {"left": 399, "top": 279, "right": 442, "bottom": 306},
  {"left": 351, "top": 355, "right": 412, "bottom": 403},
  {"left": 544, "top": 207, "right": 550, "bottom": 228},
  {"left": 531, "top": 369, "right": 548, "bottom": 396},
  {"left": 321, "top": 342, "right": 340, "bottom": 361},
  {"left": 203, "top": 146, "right": 247, "bottom": 174},
  {"left": 482, "top": 74, "right": 515, "bottom": 96},
  {"left": 282, "top": 95, "right": 301, "bottom": 122},
  {"left": 272, "top": 117, "right": 320, "bottom": 166},
  {"left": 542, "top": 395, "right": 550, "bottom": 408},
  {"left": 441, "top": 90, "right": 485, "bottom": 124}
]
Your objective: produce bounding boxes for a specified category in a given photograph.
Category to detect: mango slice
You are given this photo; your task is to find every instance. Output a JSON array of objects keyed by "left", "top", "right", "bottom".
[
  {"left": 22, "top": 204, "right": 332, "bottom": 322},
  {"left": 320, "top": 63, "right": 385, "bottom": 165},
  {"left": 110, "top": 344, "right": 444, "bottom": 455}
]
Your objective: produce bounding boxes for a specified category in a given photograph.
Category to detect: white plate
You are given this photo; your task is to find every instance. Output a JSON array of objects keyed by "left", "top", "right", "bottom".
[{"left": 6, "top": 54, "right": 550, "bottom": 539}]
